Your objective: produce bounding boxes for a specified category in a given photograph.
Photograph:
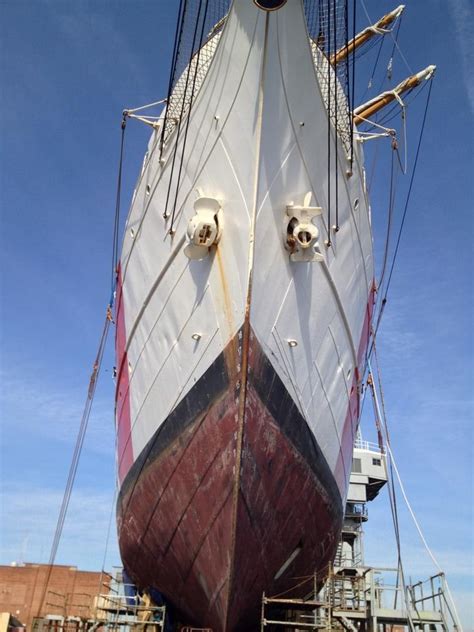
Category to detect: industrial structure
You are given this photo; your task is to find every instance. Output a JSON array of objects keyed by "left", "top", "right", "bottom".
[
  {"left": 260, "top": 440, "right": 460, "bottom": 631},
  {"left": 3, "top": 442, "right": 459, "bottom": 632},
  {"left": 0, "top": 564, "right": 105, "bottom": 631},
  {"left": 0, "top": 568, "right": 165, "bottom": 632}
]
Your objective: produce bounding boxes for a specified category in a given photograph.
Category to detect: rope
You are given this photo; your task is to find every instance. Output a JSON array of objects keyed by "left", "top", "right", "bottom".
[
  {"left": 160, "top": 0, "right": 186, "bottom": 159},
  {"left": 162, "top": 0, "right": 204, "bottom": 223},
  {"left": 344, "top": 0, "right": 350, "bottom": 155},
  {"left": 389, "top": 26, "right": 413, "bottom": 75},
  {"left": 268, "top": 573, "right": 315, "bottom": 599},
  {"left": 360, "top": 0, "right": 372, "bottom": 27},
  {"left": 350, "top": 0, "right": 356, "bottom": 166},
  {"left": 358, "top": 130, "right": 392, "bottom": 140},
  {"left": 368, "top": 78, "right": 433, "bottom": 356},
  {"left": 95, "top": 484, "right": 119, "bottom": 604},
  {"left": 376, "top": 16, "right": 402, "bottom": 93},
  {"left": 360, "top": 7, "right": 403, "bottom": 102},
  {"left": 110, "top": 115, "right": 127, "bottom": 300},
  {"left": 367, "top": 361, "right": 415, "bottom": 630},
  {"left": 36, "top": 309, "right": 112, "bottom": 618},
  {"left": 382, "top": 442, "right": 463, "bottom": 629},
  {"left": 169, "top": 0, "right": 210, "bottom": 234},
  {"left": 377, "top": 77, "right": 429, "bottom": 130},
  {"left": 326, "top": 0, "right": 332, "bottom": 246},
  {"left": 126, "top": 113, "right": 163, "bottom": 128},
  {"left": 101, "top": 484, "right": 118, "bottom": 574},
  {"left": 267, "top": 558, "right": 335, "bottom": 600},
  {"left": 43, "top": 108, "right": 130, "bottom": 613},
  {"left": 365, "top": 37, "right": 384, "bottom": 96},
  {"left": 366, "top": 128, "right": 380, "bottom": 194},
  {"left": 333, "top": 0, "right": 339, "bottom": 232},
  {"left": 393, "top": 106, "right": 407, "bottom": 175},
  {"left": 382, "top": 79, "right": 432, "bottom": 294},
  {"left": 126, "top": 98, "right": 167, "bottom": 114},
  {"left": 369, "top": 351, "right": 463, "bottom": 630},
  {"left": 377, "top": 143, "right": 397, "bottom": 293}
]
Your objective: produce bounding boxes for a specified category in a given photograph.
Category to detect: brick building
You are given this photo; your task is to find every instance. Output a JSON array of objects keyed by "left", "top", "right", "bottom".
[{"left": 0, "top": 563, "right": 106, "bottom": 629}]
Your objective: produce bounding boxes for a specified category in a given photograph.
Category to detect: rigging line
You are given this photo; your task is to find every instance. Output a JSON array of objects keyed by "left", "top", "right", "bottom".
[
  {"left": 391, "top": 108, "right": 407, "bottom": 175},
  {"left": 367, "top": 367, "right": 415, "bottom": 631},
  {"left": 362, "top": 36, "right": 384, "bottom": 101},
  {"left": 160, "top": 0, "right": 186, "bottom": 159},
  {"left": 350, "top": 0, "right": 356, "bottom": 165},
  {"left": 388, "top": 14, "right": 402, "bottom": 62},
  {"left": 344, "top": 0, "right": 351, "bottom": 155},
  {"left": 120, "top": 10, "right": 261, "bottom": 291},
  {"left": 389, "top": 26, "right": 413, "bottom": 76},
  {"left": 401, "top": 106, "right": 408, "bottom": 174},
  {"left": 333, "top": 0, "right": 339, "bottom": 232},
  {"left": 377, "top": 146, "right": 397, "bottom": 292},
  {"left": 269, "top": 558, "right": 335, "bottom": 600},
  {"left": 169, "top": 0, "right": 211, "bottom": 235},
  {"left": 374, "top": 175, "right": 399, "bottom": 323},
  {"left": 347, "top": 36, "right": 381, "bottom": 65},
  {"left": 316, "top": 0, "right": 324, "bottom": 46},
  {"left": 359, "top": 88, "right": 419, "bottom": 134},
  {"left": 126, "top": 98, "right": 167, "bottom": 114},
  {"left": 326, "top": 0, "right": 332, "bottom": 246},
  {"left": 95, "top": 483, "right": 118, "bottom": 606},
  {"left": 370, "top": 352, "right": 463, "bottom": 630},
  {"left": 111, "top": 116, "right": 127, "bottom": 300},
  {"left": 353, "top": 38, "right": 378, "bottom": 62},
  {"left": 386, "top": 16, "right": 402, "bottom": 84},
  {"left": 360, "top": 0, "right": 372, "bottom": 27},
  {"left": 269, "top": 574, "right": 314, "bottom": 600},
  {"left": 357, "top": 118, "right": 385, "bottom": 135},
  {"left": 382, "top": 79, "right": 433, "bottom": 299},
  {"left": 384, "top": 444, "right": 463, "bottom": 627},
  {"left": 378, "top": 80, "right": 430, "bottom": 128},
  {"left": 100, "top": 485, "right": 118, "bottom": 573},
  {"left": 368, "top": 79, "right": 433, "bottom": 357},
  {"left": 357, "top": 130, "right": 392, "bottom": 139},
  {"left": 387, "top": 461, "right": 408, "bottom": 614},
  {"left": 163, "top": 0, "right": 204, "bottom": 223},
  {"left": 36, "top": 311, "right": 112, "bottom": 619},
  {"left": 367, "top": 133, "right": 380, "bottom": 193},
  {"left": 373, "top": 98, "right": 408, "bottom": 129},
  {"left": 377, "top": 16, "right": 402, "bottom": 93}
]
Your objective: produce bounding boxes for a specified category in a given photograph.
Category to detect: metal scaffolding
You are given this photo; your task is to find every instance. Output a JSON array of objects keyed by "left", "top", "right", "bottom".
[
  {"left": 31, "top": 571, "right": 166, "bottom": 632},
  {"left": 260, "top": 443, "right": 460, "bottom": 632}
]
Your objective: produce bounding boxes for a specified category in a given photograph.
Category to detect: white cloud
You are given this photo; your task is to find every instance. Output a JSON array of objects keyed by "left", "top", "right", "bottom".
[
  {"left": 45, "top": 2, "right": 150, "bottom": 100},
  {"left": 366, "top": 537, "right": 473, "bottom": 579},
  {"left": 0, "top": 364, "right": 115, "bottom": 457},
  {"left": 448, "top": 0, "right": 474, "bottom": 112},
  {"left": 0, "top": 483, "right": 120, "bottom": 572}
]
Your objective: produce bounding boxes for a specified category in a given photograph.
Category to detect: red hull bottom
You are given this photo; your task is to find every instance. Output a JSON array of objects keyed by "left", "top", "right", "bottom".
[{"left": 118, "top": 330, "right": 343, "bottom": 631}]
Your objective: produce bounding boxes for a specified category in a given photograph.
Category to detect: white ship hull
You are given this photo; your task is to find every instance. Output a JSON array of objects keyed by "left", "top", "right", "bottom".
[{"left": 115, "top": 0, "right": 374, "bottom": 628}]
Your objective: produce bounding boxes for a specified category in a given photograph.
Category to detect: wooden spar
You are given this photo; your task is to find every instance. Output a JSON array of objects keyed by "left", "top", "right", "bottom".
[
  {"left": 353, "top": 65, "right": 436, "bottom": 125},
  {"left": 330, "top": 5, "right": 405, "bottom": 65}
]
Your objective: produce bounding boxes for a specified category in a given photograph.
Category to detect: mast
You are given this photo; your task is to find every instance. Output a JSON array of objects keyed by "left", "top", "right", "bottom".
[
  {"left": 330, "top": 5, "right": 405, "bottom": 65},
  {"left": 353, "top": 65, "right": 436, "bottom": 125}
]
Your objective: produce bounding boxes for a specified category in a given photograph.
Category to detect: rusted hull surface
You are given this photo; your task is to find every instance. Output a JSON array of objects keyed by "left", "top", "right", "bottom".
[
  {"left": 228, "top": 383, "right": 341, "bottom": 629},
  {"left": 117, "top": 331, "right": 342, "bottom": 631}
]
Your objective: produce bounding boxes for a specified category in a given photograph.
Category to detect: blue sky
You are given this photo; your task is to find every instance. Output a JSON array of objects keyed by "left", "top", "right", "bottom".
[{"left": 0, "top": 0, "right": 472, "bottom": 628}]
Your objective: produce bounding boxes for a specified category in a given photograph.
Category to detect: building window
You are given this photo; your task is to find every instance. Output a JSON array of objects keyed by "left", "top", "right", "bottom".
[
  {"left": 372, "top": 458, "right": 381, "bottom": 466},
  {"left": 352, "top": 458, "right": 362, "bottom": 473}
]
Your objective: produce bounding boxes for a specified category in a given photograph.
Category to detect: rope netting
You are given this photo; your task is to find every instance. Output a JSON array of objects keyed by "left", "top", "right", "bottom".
[
  {"left": 160, "top": 0, "right": 230, "bottom": 150},
  {"left": 171, "top": 0, "right": 230, "bottom": 90},
  {"left": 305, "top": 0, "right": 353, "bottom": 153},
  {"left": 160, "top": 0, "right": 354, "bottom": 155}
]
